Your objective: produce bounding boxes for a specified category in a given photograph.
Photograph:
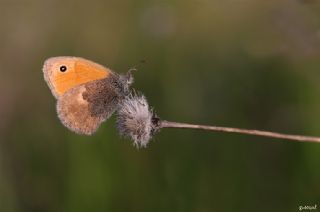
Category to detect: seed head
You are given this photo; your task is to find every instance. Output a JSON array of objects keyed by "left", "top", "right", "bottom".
[{"left": 116, "top": 94, "right": 154, "bottom": 148}]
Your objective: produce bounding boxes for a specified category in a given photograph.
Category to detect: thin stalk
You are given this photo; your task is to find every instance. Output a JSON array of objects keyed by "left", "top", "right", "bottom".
[{"left": 160, "top": 120, "right": 320, "bottom": 143}]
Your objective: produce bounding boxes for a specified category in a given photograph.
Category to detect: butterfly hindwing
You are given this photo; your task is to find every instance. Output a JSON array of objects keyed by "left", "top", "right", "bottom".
[{"left": 56, "top": 77, "right": 122, "bottom": 135}]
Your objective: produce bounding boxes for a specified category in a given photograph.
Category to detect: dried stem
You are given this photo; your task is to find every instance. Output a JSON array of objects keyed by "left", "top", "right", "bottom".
[{"left": 160, "top": 120, "right": 320, "bottom": 143}]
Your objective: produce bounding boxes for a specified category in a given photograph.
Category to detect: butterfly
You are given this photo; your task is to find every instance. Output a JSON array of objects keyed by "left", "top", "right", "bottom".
[{"left": 43, "top": 56, "right": 132, "bottom": 135}]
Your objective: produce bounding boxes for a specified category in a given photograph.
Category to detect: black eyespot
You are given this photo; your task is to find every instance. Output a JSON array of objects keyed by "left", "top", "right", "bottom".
[{"left": 60, "top": 65, "right": 67, "bottom": 72}]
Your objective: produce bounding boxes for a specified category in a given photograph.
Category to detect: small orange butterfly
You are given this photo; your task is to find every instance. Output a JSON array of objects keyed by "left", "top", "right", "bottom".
[{"left": 43, "top": 57, "right": 133, "bottom": 135}]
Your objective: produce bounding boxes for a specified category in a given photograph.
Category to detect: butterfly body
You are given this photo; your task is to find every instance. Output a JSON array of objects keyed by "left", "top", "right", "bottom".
[{"left": 43, "top": 57, "right": 132, "bottom": 135}]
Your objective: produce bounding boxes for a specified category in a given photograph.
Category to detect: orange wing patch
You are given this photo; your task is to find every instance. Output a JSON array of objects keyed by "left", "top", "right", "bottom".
[
  {"left": 53, "top": 59, "right": 110, "bottom": 96},
  {"left": 43, "top": 57, "right": 112, "bottom": 98}
]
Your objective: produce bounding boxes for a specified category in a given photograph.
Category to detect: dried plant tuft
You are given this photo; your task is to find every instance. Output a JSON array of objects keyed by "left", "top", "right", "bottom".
[{"left": 117, "top": 94, "right": 154, "bottom": 148}]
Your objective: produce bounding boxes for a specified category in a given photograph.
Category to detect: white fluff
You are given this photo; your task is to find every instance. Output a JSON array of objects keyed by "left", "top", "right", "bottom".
[{"left": 117, "top": 94, "right": 153, "bottom": 148}]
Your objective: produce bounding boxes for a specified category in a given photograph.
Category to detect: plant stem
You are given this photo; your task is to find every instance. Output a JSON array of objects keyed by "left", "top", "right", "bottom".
[{"left": 160, "top": 120, "right": 320, "bottom": 143}]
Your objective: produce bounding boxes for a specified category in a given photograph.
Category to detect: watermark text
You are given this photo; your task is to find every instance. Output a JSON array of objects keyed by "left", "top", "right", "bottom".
[{"left": 299, "top": 204, "right": 317, "bottom": 211}]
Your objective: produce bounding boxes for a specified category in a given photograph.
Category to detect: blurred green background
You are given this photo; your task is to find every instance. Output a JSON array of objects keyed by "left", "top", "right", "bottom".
[{"left": 0, "top": 0, "right": 320, "bottom": 211}]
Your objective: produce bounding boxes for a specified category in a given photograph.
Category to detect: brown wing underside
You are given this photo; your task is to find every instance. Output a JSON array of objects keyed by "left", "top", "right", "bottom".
[{"left": 56, "top": 77, "right": 122, "bottom": 135}]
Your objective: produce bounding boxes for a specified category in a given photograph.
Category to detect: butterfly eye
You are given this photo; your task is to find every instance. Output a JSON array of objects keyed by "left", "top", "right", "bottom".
[{"left": 60, "top": 65, "right": 67, "bottom": 72}]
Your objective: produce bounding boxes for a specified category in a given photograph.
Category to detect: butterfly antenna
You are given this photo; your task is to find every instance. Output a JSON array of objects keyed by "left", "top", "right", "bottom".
[
  {"left": 126, "top": 59, "right": 147, "bottom": 85},
  {"left": 128, "top": 59, "right": 146, "bottom": 73}
]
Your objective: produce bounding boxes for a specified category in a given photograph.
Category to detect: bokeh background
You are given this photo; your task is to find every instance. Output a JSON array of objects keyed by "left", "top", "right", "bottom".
[{"left": 0, "top": 0, "right": 320, "bottom": 211}]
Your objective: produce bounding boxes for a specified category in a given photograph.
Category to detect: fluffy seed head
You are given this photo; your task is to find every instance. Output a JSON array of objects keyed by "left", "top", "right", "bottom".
[{"left": 117, "top": 94, "right": 154, "bottom": 148}]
